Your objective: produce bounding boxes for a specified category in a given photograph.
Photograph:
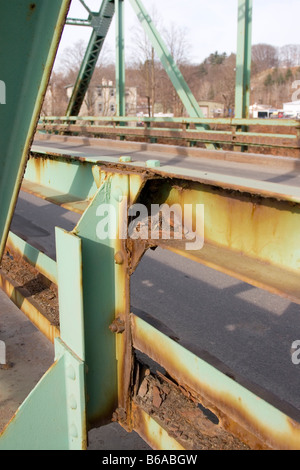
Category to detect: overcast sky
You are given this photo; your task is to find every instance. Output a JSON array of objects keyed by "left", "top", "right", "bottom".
[{"left": 56, "top": 0, "right": 300, "bottom": 68}]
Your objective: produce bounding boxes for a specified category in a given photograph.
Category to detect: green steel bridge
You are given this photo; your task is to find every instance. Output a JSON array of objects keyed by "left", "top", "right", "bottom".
[{"left": 0, "top": 0, "right": 300, "bottom": 450}]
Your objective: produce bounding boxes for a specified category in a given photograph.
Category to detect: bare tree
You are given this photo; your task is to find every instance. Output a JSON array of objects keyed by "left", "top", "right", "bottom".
[
  {"left": 252, "top": 44, "right": 279, "bottom": 74},
  {"left": 44, "top": 39, "right": 114, "bottom": 116},
  {"left": 278, "top": 44, "right": 300, "bottom": 67},
  {"left": 129, "top": 10, "right": 193, "bottom": 117},
  {"left": 129, "top": 7, "right": 161, "bottom": 117}
]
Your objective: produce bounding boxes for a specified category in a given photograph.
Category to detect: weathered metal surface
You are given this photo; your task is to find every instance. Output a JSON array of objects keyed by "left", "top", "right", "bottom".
[
  {"left": 0, "top": 267, "right": 59, "bottom": 344},
  {"left": 37, "top": 122, "right": 300, "bottom": 150},
  {"left": 2, "top": 0, "right": 300, "bottom": 452},
  {"left": 6, "top": 232, "right": 57, "bottom": 285},
  {"left": 22, "top": 152, "right": 98, "bottom": 214},
  {"left": 235, "top": 0, "right": 252, "bottom": 120},
  {"left": 34, "top": 132, "right": 300, "bottom": 172},
  {"left": 131, "top": 404, "right": 186, "bottom": 451},
  {"left": 0, "top": 0, "right": 71, "bottom": 259},
  {"left": 133, "top": 365, "right": 250, "bottom": 450},
  {"left": 21, "top": 149, "right": 300, "bottom": 305},
  {"left": 0, "top": 339, "right": 86, "bottom": 450},
  {"left": 56, "top": 229, "right": 85, "bottom": 361},
  {"left": 38, "top": 115, "right": 300, "bottom": 128},
  {"left": 131, "top": 176, "right": 300, "bottom": 304},
  {"left": 70, "top": 172, "right": 130, "bottom": 428},
  {"left": 130, "top": 314, "right": 300, "bottom": 450}
]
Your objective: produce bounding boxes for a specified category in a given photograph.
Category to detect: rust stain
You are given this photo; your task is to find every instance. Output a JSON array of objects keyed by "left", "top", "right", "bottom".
[
  {"left": 0, "top": 269, "right": 59, "bottom": 344},
  {"left": 131, "top": 403, "right": 185, "bottom": 451},
  {"left": 130, "top": 314, "right": 300, "bottom": 450},
  {"left": 133, "top": 367, "right": 250, "bottom": 450},
  {"left": 27, "top": 2, "right": 36, "bottom": 20}
]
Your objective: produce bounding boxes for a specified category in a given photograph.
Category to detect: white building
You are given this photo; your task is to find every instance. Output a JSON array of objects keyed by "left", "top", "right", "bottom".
[
  {"left": 66, "top": 79, "right": 137, "bottom": 117},
  {"left": 283, "top": 100, "right": 300, "bottom": 118},
  {"left": 249, "top": 103, "right": 277, "bottom": 119}
]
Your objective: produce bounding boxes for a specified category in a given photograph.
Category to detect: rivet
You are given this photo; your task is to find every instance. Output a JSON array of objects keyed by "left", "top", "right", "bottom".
[
  {"left": 66, "top": 365, "right": 76, "bottom": 381},
  {"left": 69, "top": 395, "right": 77, "bottom": 410},
  {"left": 146, "top": 160, "right": 161, "bottom": 168},
  {"left": 114, "top": 251, "right": 124, "bottom": 265},
  {"left": 109, "top": 317, "right": 125, "bottom": 334},
  {"left": 70, "top": 424, "right": 78, "bottom": 438},
  {"left": 113, "top": 187, "right": 124, "bottom": 203}
]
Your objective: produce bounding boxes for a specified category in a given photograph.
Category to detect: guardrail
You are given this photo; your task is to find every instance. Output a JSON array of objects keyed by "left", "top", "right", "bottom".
[
  {"left": 1, "top": 146, "right": 300, "bottom": 450},
  {"left": 38, "top": 116, "right": 300, "bottom": 151}
]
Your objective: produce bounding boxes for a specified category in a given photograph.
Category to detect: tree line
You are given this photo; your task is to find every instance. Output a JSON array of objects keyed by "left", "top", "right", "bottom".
[{"left": 43, "top": 38, "right": 300, "bottom": 117}]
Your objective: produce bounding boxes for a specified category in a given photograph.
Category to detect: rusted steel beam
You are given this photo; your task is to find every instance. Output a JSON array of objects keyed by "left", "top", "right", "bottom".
[
  {"left": 132, "top": 362, "right": 250, "bottom": 450},
  {"left": 130, "top": 314, "right": 300, "bottom": 450},
  {"left": 131, "top": 404, "right": 186, "bottom": 451},
  {"left": 6, "top": 232, "right": 57, "bottom": 285},
  {"left": 131, "top": 176, "right": 300, "bottom": 304},
  {"left": 37, "top": 124, "right": 300, "bottom": 149},
  {"left": 21, "top": 150, "right": 300, "bottom": 305},
  {"left": 34, "top": 133, "right": 300, "bottom": 172},
  {"left": 0, "top": 269, "right": 59, "bottom": 344}
]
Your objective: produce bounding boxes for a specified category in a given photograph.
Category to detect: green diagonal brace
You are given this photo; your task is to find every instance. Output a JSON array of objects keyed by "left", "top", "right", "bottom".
[
  {"left": 128, "top": 0, "right": 215, "bottom": 149},
  {"left": 66, "top": 0, "right": 115, "bottom": 117},
  {"left": 0, "top": 339, "right": 86, "bottom": 450}
]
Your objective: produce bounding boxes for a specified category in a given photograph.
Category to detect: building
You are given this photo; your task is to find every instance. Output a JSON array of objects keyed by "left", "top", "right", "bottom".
[
  {"left": 283, "top": 100, "right": 300, "bottom": 118},
  {"left": 249, "top": 103, "right": 277, "bottom": 119},
  {"left": 198, "top": 100, "right": 224, "bottom": 118},
  {"left": 66, "top": 79, "right": 137, "bottom": 117}
]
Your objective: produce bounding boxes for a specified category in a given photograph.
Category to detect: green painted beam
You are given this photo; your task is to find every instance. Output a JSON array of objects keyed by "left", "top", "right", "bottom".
[
  {"left": 235, "top": 0, "right": 253, "bottom": 119},
  {"left": 131, "top": 314, "right": 300, "bottom": 450},
  {"left": 0, "top": 0, "right": 71, "bottom": 260},
  {"left": 116, "top": 0, "right": 126, "bottom": 117},
  {"left": 56, "top": 228, "right": 85, "bottom": 361},
  {"left": 66, "top": 18, "right": 92, "bottom": 26},
  {"left": 0, "top": 339, "right": 87, "bottom": 450},
  {"left": 7, "top": 232, "right": 57, "bottom": 285}
]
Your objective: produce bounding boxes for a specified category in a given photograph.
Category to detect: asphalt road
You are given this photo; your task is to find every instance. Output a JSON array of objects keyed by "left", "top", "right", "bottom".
[
  {"left": 10, "top": 190, "right": 300, "bottom": 416},
  {"left": 33, "top": 136, "right": 300, "bottom": 188}
]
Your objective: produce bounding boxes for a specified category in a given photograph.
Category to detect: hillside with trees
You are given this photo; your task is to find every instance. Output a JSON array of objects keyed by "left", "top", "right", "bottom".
[{"left": 43, "top": 38, "right": 300, "bottom": 117}]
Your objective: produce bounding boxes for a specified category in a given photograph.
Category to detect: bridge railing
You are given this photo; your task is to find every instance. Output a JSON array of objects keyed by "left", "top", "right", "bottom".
[{"left": 38, "top": 116, "right": 300, "bottom": 152}]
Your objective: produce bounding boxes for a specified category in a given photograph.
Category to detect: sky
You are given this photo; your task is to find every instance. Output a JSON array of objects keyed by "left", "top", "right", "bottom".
[{"left": 55, "top": 0, "right": 300, "bottom": 69}]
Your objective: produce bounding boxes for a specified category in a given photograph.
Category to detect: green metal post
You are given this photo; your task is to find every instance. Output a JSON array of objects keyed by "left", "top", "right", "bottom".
[
  {"left": 72, "top": 172, "right": 130, "bottom": 427},
  {"left": 235, "top": 0, "right": 253, "bottom": 119},
  {"left": 116, "top": 0, "right": 126, "bottom": 117}
]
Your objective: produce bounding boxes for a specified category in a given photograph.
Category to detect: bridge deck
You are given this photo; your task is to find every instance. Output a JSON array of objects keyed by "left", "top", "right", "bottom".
[{"left": 33, "top": 134, "right": 300, "bottom": 198}]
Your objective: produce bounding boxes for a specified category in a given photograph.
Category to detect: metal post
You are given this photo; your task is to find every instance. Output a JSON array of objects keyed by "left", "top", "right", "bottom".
[
  {"left": 116, "top": 0, "right": 126, "bottom": 117},
  {"left": 235, "top": 0, "right": 253, "bottom": 119}
]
